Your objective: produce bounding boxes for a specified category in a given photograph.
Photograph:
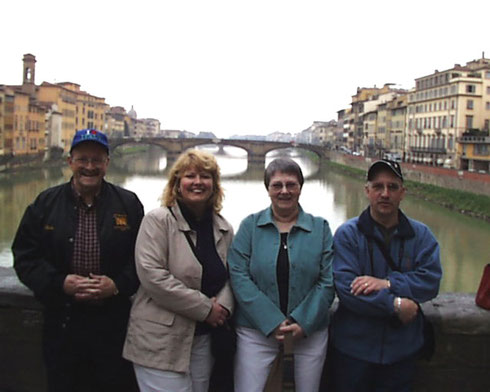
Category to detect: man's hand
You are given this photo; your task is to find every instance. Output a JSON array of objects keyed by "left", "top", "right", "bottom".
[
  {"left": 351, "top": 275, "right": 390, "bottom": 296},
  {"left": 63, "top": 273, "right": 118, "bottom": 301},
  {"left": 63, "top": 274, "right": 89, "bottom": 296},
  {"left": 396, "top": 298, "right": 419, "bottom": 324},
  {"left": 205, "top": 297, "right": 228, "bottom": 327}
]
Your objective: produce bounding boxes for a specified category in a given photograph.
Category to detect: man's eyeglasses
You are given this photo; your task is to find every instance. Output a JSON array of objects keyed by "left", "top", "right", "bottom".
[
  {"left": 269, "top": 182, "right": 300, "bottom": 191},
  {"left": 370, "top": 182, "right": 401, "bottom": 192},
  {"left": 73, "top": 157, "right": 107, "bottom": 166}
]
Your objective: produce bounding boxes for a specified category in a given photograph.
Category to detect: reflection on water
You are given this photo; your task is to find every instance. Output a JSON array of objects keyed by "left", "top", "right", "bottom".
[{"left": 1, "top": 148, "right": 489, "bottom": 293}]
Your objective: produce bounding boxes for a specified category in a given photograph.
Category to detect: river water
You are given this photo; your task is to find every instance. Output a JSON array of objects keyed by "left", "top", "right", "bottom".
[{"left": 2, "top": 146, "right": 489, "bottom": 293}]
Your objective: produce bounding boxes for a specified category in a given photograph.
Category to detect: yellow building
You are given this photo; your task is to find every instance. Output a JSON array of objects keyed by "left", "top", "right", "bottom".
[
  {"left": 36, "top": 82, "right": 109, "bottom": 153},
  {"left": 406, "top": 56, "right": 490, "bottom": 167},
  {"left": 387, "top": 95, "right": 408, "bottom": 157},
  {"left": 0, "top": 87, "right": 6, "bottom": 155},
  {"left": 36, "top": 82, "right": 77, "bottom": 152},
  {"left": 376, "top": 102, "right": 389, "bottom": 153},
  {"left": 56, "top": 82, "right": 108, "bottom": 135},
  {"left": 0, "top": 85, "right": 45, "bottom": 156},
  {"left": 351, "top": 84, "right": 405, "bottom": 156},
  {"left": 458, "top": 130, "right": 489, "bottom": 173},
  {"left": 5, "top": 54, "right": 110, "bottom": 154},
  {"left": 1, "top": 88, "right": 14, "bottom": 155},
  {"left": 105, "top": 106, "right": 128, "bottom": 138}
]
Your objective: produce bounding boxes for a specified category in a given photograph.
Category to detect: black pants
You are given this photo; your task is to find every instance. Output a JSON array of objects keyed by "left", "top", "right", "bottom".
[
  {"left": 43, "top": 309, "right": 138, "bottom": 392},
  {"left": 325, "top": 346, "right": 416, "bottom": 392}
]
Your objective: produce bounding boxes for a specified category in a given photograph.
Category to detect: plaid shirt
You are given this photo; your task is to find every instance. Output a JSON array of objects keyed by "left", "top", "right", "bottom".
[{"left": 71, "top": 188, "right": 101, "bottom": 276}]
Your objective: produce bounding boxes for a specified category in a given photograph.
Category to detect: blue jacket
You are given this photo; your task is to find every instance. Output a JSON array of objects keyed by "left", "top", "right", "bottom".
[
  {"left": 331, "top": 207, "right": 442, "bottom": 364},
  {"left": 228, "top": 206, "right": 335, "bottom": 337}
]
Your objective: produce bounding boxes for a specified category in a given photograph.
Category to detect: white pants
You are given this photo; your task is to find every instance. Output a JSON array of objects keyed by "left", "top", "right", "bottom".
[
  {"left": 134, "top": 334, "right": 214, "bottom": 392},
  {"left": 234, "top": 326, "right": 328, "bottom": 392}
]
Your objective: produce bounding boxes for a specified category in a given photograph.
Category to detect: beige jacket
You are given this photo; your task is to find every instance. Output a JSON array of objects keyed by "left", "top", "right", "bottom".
[{"left": 123, "top": 204, "right": 234, "bottom": 373}]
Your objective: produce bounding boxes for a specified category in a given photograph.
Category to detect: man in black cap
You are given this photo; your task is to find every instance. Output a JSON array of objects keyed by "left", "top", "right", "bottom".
[
  {"left": 328, "top": 159, "right": 442, "bottom": 391},
  {"left": 12, "top": 129, "right": 144, "bottom": 392}
]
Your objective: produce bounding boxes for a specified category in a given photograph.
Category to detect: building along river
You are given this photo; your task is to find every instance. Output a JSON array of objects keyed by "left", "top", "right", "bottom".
[{"left": 1, "top": 145, "right": 489, "bottom": 293}]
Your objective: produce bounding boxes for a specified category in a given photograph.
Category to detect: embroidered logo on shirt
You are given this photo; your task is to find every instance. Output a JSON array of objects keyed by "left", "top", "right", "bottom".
[
  {"left": 113, "top": 214, "right": 130, "bottom": 231},
  {"left": 44, "top": 224, "right": 55, "bottom": 231}
]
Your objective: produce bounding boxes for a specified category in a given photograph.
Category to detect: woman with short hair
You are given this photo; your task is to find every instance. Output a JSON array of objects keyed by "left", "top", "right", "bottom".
[{"left": 228, "top": 157, "right": 335, "bottom": 392}]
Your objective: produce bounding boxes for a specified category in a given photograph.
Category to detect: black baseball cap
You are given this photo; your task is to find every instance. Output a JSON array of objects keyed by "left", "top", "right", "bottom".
[{"left": 367, "top": 159, "right": 403, "bottom": 182}]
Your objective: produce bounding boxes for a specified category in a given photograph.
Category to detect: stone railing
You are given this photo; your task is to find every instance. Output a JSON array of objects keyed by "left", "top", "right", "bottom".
[{"left": 1, "top": 267, "right": 489, "bottom": 391}]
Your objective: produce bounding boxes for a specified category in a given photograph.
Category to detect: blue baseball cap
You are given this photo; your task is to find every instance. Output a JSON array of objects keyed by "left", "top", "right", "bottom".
[{"left": 70, "top": 129, "right": 109, "bottom": 154}]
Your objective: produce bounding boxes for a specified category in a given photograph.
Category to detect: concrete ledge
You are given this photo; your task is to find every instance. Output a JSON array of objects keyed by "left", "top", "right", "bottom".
[{"left": 1, "top": 267, "right": 490, "bottom": 391}]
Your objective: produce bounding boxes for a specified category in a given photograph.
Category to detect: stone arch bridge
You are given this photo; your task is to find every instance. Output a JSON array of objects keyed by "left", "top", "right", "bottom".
[{"left": 110, "top": 137, "right": 329, "bottom": 165}]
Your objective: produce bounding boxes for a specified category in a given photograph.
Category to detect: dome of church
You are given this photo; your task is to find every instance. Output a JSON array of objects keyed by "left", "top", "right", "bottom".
[{"left": 128, "top": 105, "right": 137, "bottom": 119}]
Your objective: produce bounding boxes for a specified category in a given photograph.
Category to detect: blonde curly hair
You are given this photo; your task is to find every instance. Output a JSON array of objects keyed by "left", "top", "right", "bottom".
[{"left": 162, "top": 149, "right": 224, "bottom": 212}]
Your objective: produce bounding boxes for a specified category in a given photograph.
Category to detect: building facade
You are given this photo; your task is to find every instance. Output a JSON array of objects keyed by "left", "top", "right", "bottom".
[
  {"left": 458, "top": 130, "right": 490, "bottom": 172},
  {"left": 406, "top": 57, "right": 490, "bottom": 168},
  {"left": 2, "top": 54, "right": 163, "bottom": 158}
]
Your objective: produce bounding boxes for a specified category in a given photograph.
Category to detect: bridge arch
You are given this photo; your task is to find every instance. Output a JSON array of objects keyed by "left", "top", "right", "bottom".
[{"left": 109, "top": 137, "right": 328, "bottom": 166}]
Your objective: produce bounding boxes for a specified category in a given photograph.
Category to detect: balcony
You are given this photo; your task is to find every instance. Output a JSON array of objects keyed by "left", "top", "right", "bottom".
[
  {"left": 458, "top": 136, "right": 490, "bottom": 144},
  {"left": 410, "top": 146, "right": 447, "bottom": 154}
]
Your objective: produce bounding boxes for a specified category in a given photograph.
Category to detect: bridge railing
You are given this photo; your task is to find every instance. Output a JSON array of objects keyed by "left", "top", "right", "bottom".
[{"left": 0, "top": 267, "right": 489, "bottom": 391}]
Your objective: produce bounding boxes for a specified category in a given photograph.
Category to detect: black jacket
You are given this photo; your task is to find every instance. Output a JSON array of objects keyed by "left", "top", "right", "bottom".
[{"left": 12, "top": 180, "right": 144, "bottom": 323}]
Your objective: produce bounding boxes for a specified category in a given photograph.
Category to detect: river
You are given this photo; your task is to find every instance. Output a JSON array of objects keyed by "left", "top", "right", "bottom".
[{"left": 1, "top": 146, "right": 489, "bottom": 293}]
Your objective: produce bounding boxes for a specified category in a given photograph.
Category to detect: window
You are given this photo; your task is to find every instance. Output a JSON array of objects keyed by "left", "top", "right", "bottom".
[
  {"left": 466, "top": 115, "right": 473, "bottom": 129},
  {"left": 486, "top": 102, "right": 490, "bottom": 110},
  {"left": 467, "top": 100, "right": 474, "bottom": 109},
  {"left": 466, "top": 84, "right": 476, "bottom": 93},
  {"left": 451, "top": 100, "right": 456, "bottom": 109},
  {"left": 474, "top": 145, "right": 489, "bottom": 156},
  {"left": 487, "top": 86, "right": 490, "bottom": 94},
  {"left": 448, "top": 136, "right": 454, "bottom": 150}
]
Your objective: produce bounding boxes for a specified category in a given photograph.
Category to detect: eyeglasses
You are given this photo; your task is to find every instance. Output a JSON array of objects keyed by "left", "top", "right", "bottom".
[
  {"left": 269, "top": 182, "right": 300, "bottom": 191},
  {"left": 370, "top": 182, "right": 402, "bottom": 192},
  {"left": 73, "top": 157, "right": 107, "bottom": 166}
]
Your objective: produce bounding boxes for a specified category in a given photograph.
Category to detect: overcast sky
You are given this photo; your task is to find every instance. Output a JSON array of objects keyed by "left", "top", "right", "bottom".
[{"left": 2, "top": 0, "right": 489, "bottom": 138}]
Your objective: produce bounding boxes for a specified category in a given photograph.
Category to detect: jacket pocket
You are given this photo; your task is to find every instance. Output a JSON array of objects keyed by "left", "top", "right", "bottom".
[{"left": 131, "top": 296, "right": 176, "bottom": 326}]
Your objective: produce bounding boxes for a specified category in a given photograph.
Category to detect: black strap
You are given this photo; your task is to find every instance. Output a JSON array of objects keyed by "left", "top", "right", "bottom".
[{"left": 367, "top": 235, "right": 404, "bottom": 273}]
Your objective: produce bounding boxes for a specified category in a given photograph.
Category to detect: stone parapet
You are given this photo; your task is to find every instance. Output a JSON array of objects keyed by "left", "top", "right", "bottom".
[{"left": 1, "top": 267, "right": 489, "bottom": 391}]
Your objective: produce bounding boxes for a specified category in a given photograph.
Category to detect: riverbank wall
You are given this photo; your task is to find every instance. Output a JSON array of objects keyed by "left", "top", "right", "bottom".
[
  {"left": 0, "top": 152, "right": 65, "bottom": 174},
  {"left": 1, "top": 267, "right": 489, "bottom": 392},
  {"left": 329, "top": 152, "right": 490, "bottom": 197}
]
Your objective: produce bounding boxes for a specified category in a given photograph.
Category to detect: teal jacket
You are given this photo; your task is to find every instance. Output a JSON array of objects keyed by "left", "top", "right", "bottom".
[{"left": 228, "top": 206, "right": 335, "bottom": 337}]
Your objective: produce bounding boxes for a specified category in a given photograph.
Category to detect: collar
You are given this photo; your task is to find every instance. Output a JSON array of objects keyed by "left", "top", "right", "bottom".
[
  {"left": 70, "top": 178, "right": 104, "bottom": 208},
  {"left": 357, "top": 207, "right": 415, "bottom": 239},
  {"left": 169, "top": 202, "right": 230, "bottom": 233},
  {"left": 257, "top": 205, "right": 312, "bottom": 232},
  {"left": 178, "top": 200, "right": 213, "bottom": 230}
]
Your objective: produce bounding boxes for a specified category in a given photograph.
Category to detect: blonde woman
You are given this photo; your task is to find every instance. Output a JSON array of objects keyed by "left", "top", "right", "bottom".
[{"left": 123, "top": 150, "right": 234, "bottom": 392}]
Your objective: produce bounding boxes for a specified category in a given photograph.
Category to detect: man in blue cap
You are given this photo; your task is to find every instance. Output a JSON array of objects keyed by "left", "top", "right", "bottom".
[
  {"left": 328, "top": 159, "right": 442, "bottom": 392},
  {"left": 13, "top": 129, "right": 144, "bottom": 392}
]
